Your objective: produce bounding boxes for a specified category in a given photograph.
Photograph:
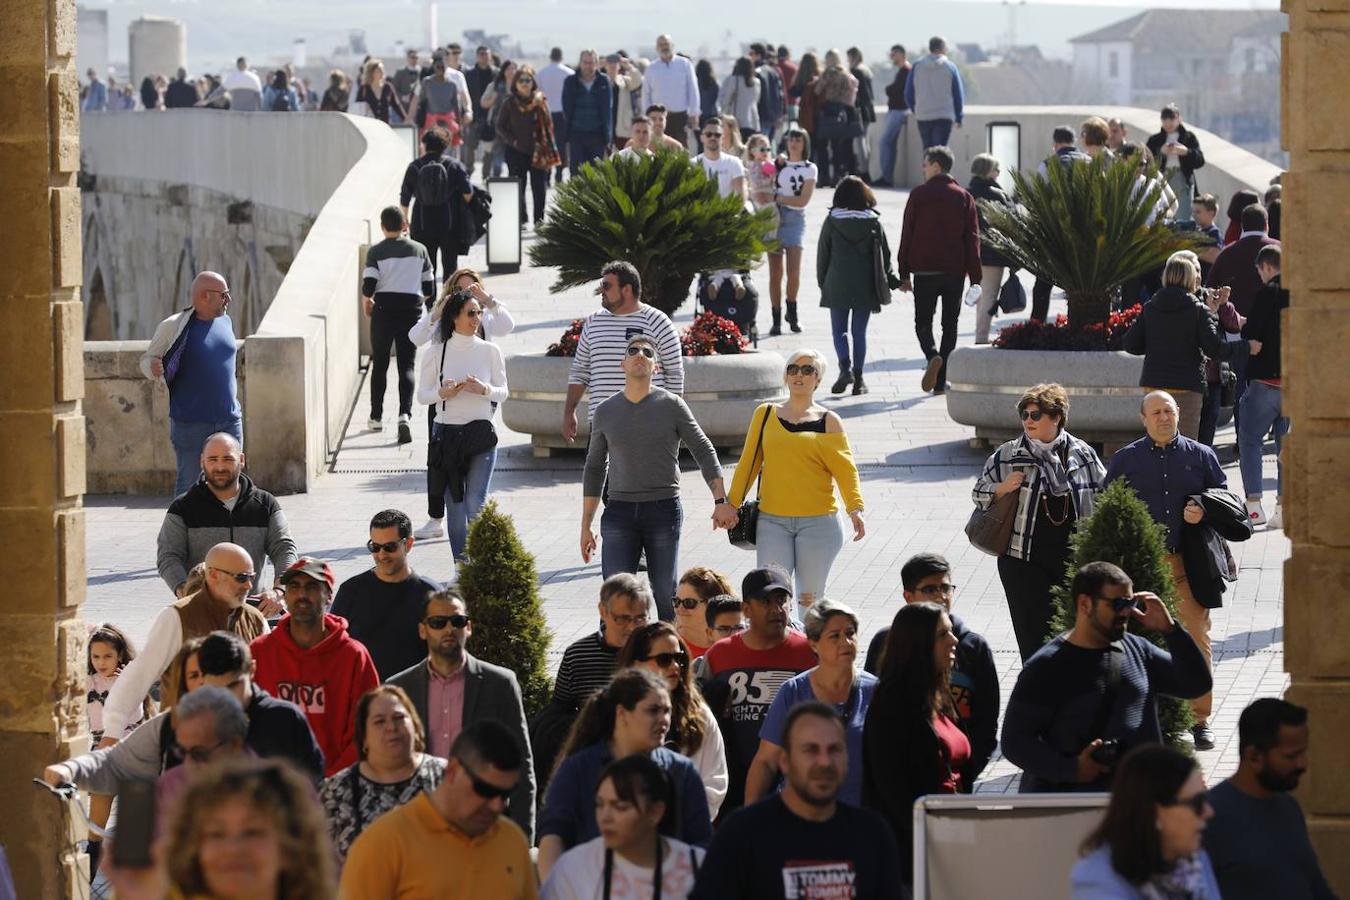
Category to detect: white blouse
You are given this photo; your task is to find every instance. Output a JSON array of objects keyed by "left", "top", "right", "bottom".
[{"left": 416, "top": 331, "right": 508, "bottom": 425}]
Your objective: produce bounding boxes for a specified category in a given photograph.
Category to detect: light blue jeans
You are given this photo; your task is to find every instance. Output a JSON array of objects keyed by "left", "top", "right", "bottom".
[
  {"left": 757, "top": 511, "right": 845, "bottom": 619},
  {"left": 878, "top": 109, "right": 908, "bottom": 183},
  {"left": 443, "top": 447, "right": 497, "bottom": 561},
  {"left": 169, "top": 416, "right": 242, "bottom": 498},
  {"left": 1237, "top": 381, "right": 1288, "bottom": 500}
]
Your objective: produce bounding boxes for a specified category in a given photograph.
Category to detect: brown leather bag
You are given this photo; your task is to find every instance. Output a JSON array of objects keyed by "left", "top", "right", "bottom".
[{"left": 965, "top": 490, "right": 1018, "bottom": 556}]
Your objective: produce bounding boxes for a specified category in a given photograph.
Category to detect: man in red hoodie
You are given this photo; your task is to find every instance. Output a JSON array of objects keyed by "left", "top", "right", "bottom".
[
  {"left": 896, "top": 144, "right": 983, "bottom": 395},
  {"left": 251, "top": 557, "right": 380, "bottom": 775}
]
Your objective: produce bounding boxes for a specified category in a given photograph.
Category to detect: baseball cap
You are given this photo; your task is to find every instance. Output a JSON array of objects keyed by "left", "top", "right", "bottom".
[
  {"left": 606, "top": 53, "right": 621, "bottom": 64},
  {"left": 279, "top": 557, "right": 334, "bottom": 590},
  {"left": 742, "top": 567, "right": 793, "bottom": 601}
]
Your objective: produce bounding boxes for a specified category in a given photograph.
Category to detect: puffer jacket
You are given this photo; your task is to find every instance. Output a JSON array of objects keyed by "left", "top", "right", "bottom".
[{"left": 1121, "top": 286, "right": 1246, "bottom": 393}]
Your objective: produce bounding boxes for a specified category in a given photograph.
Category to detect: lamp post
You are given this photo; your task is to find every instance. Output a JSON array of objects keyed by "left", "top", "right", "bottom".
[{"left": 486, "top": 176, "right": 522, "bottom": 273}]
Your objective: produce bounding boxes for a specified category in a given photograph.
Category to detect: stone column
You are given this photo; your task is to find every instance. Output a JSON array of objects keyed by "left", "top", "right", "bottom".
[
  {"left": 1282, "top": 0, "right": 1350, "bottom": 894},
  {"left": 0, "top": 0, "right": 88, "bottom": 895}
]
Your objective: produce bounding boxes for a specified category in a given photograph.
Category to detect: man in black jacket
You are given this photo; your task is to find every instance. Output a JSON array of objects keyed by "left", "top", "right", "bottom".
[
  {"left": 1146, "top": 104, "right": 1205, "bottom": 222},
  {"left": 1238, "top": 245, "right": 1289, "bottom": 528},
  {"left": 864, "top": 553, "right": 999, "bottom": 787}
]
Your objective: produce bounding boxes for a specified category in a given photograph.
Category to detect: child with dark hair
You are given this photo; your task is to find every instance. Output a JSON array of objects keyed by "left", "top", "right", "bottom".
[{"left": 87, "top": 623, "right": 155, "bottom": 743}]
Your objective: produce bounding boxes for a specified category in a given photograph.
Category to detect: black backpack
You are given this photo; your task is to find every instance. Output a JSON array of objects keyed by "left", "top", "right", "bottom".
[
  {"left": 271, "top": 90, "right": 291, "bottom": 112},
  {"left": 416, "top": 158, "right": 452, "bottom": 208}
]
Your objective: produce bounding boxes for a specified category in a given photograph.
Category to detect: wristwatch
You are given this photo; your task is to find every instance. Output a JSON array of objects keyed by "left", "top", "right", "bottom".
[{"left": 714, "top": 497, "right": 729, "bottom": 505}]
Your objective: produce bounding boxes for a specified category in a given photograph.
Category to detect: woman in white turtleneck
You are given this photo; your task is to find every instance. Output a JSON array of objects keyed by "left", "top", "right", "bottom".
[
  {"left": 415, "top": 288, "right": 508, "bottom": 562},
  {"left": 971, "top": 382, "right": 1106, "bottom": 662}
]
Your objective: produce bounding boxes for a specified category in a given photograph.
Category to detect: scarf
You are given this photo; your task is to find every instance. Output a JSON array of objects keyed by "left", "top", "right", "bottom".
[
  {"left": 1139, "top": 855, "right": 1212, "bottom": 900},
  {"left": 1026, "top": 432, "right": 1071, "bottom": 497},
  {"left": 525, "top": 94, "right": 561, "bottom": 170}
]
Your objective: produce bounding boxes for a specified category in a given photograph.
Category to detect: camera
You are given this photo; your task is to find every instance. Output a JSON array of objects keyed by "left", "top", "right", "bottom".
[{"left": 1090, "top": 739, "right": 1122, "bottom": 767}]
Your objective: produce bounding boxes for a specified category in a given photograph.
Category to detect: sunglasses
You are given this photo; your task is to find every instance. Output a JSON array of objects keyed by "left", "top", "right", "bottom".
[
  {"left": 786, "top": 363, "right": 817, "bottom": 376},
  {"left": 1096, "top": 594, "right": 1146, "bottom": 614},
  {"left": 1167, "top": 791, "right": 1210, "bottom": 816},
  {"left": 367, "top": 539, "right": 404, "bottom": 554},
  {"left": 424, "top": 614, "right": 470, "bottom": 630},
  {"left": 626, "top": 345, "right": 655, "bottom": 358},
  {"left": 673, "top": 596, "right": 703, "bottom": 610},
  {"left": 456, "top": 756, "right": 515, "bottom": 800},
  {"left": 517, "top": 77, "right": 534, "bottom": 84},
  {"left": 704, "top": 131, "right": 723, "bottom": 138},
  {"left": 209, "top": 566, "right": 255, "bottom": 584},
  {"left": 1020, "top": 409, "right": 1052, "bottom": 422},
  {"left": 464, "top": 308, "right": 482, "bottom": 318},
  {"left": 640, "top": 650, "right": 689, "bottom": 669}
]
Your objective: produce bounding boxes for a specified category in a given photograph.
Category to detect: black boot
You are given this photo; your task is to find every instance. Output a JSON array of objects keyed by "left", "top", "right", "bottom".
[
  {"left": 785, "top": 301, "right": 802, "bottom": 333},
  {"left": 831, "top": 367, "right": 853, "bottom": 394},
  {"left": 769, "top": 306, "right": 782, "bottom": 337},
  {"left": 851, "top": 367, "right": 868, "bottom": 395}
]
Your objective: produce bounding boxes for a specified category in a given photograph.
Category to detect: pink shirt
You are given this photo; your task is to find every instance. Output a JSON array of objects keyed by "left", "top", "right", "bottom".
[{"left": 426, "top": 660, "right": 467, "bottom": 759}]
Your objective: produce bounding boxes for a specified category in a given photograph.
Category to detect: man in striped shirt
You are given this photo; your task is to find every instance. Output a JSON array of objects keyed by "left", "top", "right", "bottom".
[
  {"left": 362, "top": 207, "right": 436, "bottom": 444},
  {"left": 562, "top": 260, "right": 684, "bottom": 442}
]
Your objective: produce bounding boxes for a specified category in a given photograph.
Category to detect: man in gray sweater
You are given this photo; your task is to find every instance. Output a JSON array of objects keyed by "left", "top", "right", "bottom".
[{"left": 581, "top": 335, "right": 738, "bottom": 620}]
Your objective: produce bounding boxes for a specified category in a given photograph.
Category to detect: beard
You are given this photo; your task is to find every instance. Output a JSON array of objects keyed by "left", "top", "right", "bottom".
[{"left": 1256, "top": 766, "right": 1302, "bottom": 793}]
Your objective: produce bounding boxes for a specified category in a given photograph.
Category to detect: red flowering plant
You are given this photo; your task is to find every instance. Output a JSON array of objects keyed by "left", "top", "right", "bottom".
[
  {"left": 680, "top": 311, "right": 748, "bottom": 356},
  {"left": 545, "top": 319, "right": 584, "bottom": 357},
  {"left": 994, "top": 304, "right": 1142, "bottom": 351}
]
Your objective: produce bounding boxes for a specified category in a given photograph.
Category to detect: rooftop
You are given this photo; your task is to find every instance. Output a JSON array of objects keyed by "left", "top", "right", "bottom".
[{"left": 1070, "top": 9, "right": 1284, "bottom": 51}]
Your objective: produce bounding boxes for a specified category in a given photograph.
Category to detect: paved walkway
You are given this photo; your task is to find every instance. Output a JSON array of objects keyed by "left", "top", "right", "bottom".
[{"left": 84, "top": 182, "right": 1288, "bottom": 790}]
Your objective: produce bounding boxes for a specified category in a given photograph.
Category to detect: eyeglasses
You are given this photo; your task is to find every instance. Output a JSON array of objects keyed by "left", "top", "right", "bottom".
[
  {"left": 785, "top": 363, "right": 817, "bottom": 376},
  {"left": 712, "top": 622, "right": 748, "bottom": 636},
  {"left": 1019, "top": 409, "right": 1049, "bottom": 422},
  {"left": 424, "top": 614, "right": 470, "bottom": 630},
  {"left": 205, "top": 289, "right": 232, "bottom": 298},
  {"left": 626, "top": 346, "right": 655, "bottom": 358},
  {"left": 916, "top": 583, "right": 958, "bottom": 597},
  {"left": 608, "top": 612, "right": 649, "bottom": 627},
  {"left": 1095, "top": 594, "right": 1145, "bottom": 614},
  {"left": 174, "top": 740, "right": 227, "bottom": 764},
  {"left": 639, "top": 650, "right": 689, "bottom": 669},
  {"left": 673, "top": 596, "right": 703, "bottom": 610},
  {"left": 367, "top": 539, "right": 404, "bottom": 554},
  {"left": 455, "top": 756, "right": 516, "bottom": 800},
  {"left": 209, "top": 566, "right": 255, "bottom": 584},
  {"left": 1167, "top": 791, "right": 1210, "bottom": 816}
]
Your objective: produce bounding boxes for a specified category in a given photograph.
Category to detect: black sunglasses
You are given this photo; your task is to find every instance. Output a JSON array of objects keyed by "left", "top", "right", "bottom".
[
  {"left": 1096, "top": 594, "right": 1146, "bottom": 614},
  {"left": 1167, "top": 791, "right": 1210, "bottom": 816},
  {"left": 464, "top": 308, "right": 482, "bottom": 318},
  {"left": 626, "top": 345, "right": 655, "bottom": 358},
  {"left": 703, "top": 131, "right": 723, "bottom": 138},
  {"left": 209, "top": 566, "right": 255, "bottom": 584},
  {"left": 456, "top": 756, "right": 515, "bottom": 800},
  {"left": 640, "top": 651, "right": 689, "bottom": 668},
  {"left": 1020, "top": 408, "right": 1051, "bottom": 421},
  {"left": 786, "top": 363, "right": 817, "bottom": 376},
  {"left": 673, "top": 596, "right": 703, "bottom": 610},
  {"left": 367, "top": 539, "right": 404, "bottom": 554},
  {"left": 424, "top": 614, "right": 470, "bottom": 630}
]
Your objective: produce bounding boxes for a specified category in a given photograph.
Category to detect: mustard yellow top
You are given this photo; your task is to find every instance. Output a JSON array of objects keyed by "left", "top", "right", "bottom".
[{"left": 727, "top": 403, "right": 864, "bottom": 516}]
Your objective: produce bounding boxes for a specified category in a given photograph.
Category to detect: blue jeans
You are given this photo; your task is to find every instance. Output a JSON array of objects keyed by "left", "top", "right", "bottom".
[
  {"left": 1237, "top": 381, "right": 1287, "bottom": 500},
  {"left": 170, "top": 417, "right": 242, "bottom": 498},
  {"left": 878, "top": 109, "right": 908, "bottom": 182},
  {"left": 443, "top": 447, "right": 497, "bottom": 561},
  {"left": 756, "top": 512, "right": 845, "bottom": 620},
  {"left": 568, "top": 132, "right": 608, "bottom": 176},
  {"left": 829, "top": 307, "right": 872, "bottom": 372},
  {"left": 601, "top": 498, "right": 683, "bottom": 621},
  {"left": 918, "top": 118, "right": 953, "bottom": 149}
]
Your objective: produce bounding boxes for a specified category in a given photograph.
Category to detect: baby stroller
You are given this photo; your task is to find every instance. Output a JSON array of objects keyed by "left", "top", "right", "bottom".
[{"left": 696, "top": 270, "right": 760, "bottom": 347}]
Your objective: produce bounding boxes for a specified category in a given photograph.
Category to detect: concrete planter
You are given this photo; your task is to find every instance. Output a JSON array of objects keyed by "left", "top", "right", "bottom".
[
  {"left": 945, "top": 346, "right": 1146, "bottom": 451},
  {"left": 503, "top": 351, "right": 788, "bottom": 455}
]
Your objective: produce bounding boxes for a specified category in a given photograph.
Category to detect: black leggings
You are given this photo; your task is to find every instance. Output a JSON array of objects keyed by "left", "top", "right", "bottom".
[{"left": 504, "top": 145, "right": 549, "bottom": 223}]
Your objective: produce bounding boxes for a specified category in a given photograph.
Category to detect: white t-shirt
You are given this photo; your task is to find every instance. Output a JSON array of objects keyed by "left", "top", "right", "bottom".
[
  {"left": 695, "top": 153, "right": 746, "bottom": 198},
  {"left": 541, "top": 836, "right": 704, "bottom": 900},
  {"left": 617, "top": 146, "right": 655, "bottom": 162},
  {"left": 775, "top": 160, "right": 818, "bottom": 200}
]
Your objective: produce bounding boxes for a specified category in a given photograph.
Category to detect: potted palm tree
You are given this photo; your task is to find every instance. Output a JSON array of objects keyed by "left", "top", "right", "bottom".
[{"left": 946, "top": 154, "right": 1205, "bottom": 449}]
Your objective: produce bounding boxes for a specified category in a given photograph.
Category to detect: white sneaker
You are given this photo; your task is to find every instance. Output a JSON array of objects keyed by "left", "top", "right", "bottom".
[
  {"left": 1267, "top": 503, "right": 1283, "bottom": 530},
  {"left": 367, "top": 418, "right": 383, "bottom": 432},
  {"left": 397, "top": 414, "right": 413, "bottom": 445},
  {"left": 1246, "top": 499, "right": 1267, "bottom": 527},
  {"left": 414, "top": 518, "right": 446, "bottom": 540}
]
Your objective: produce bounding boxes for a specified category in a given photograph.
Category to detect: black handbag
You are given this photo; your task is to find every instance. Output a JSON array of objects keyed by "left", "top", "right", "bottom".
[
  {"left": 817, "top": 101, "right": 864, "bottom": 140},
  {"left": 872, "top": 230, "right": 892, "bottom": 308},
  {"left": 728, "top": 406, "right": 771, "bottom": 550},
  {"left": 997, "top": 270, "right": 1027, "bottom": 314}
]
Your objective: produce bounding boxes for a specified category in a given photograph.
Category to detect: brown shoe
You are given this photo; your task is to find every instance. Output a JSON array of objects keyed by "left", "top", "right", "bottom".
[{"left": 920, "top": 356, "right": 943, "bottom": 393}]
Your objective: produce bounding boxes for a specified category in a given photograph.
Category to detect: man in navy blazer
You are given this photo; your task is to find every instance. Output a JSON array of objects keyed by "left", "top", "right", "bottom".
[{"left": 386, "top": 586, "right": 536, "bottom": 840}]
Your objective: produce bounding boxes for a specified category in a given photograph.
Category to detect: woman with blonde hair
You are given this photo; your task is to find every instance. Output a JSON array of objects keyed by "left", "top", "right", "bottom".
[
  {"left": 355, "top": 58, "right": 406, "bottom": 124},
  {"left": 812, "top": 49, "right": 859, "bottom": 187},
  {"left": 719, "top": 114, "right": 747, "bottom": 158},
  {"left": 728, "top": 348, "right": 865, "bottom": 620}
]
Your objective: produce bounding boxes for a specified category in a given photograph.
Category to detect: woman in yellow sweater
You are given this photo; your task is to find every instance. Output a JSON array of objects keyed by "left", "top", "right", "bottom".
[{"left": 728, "top": 348, "right": 865, "bottom": 619}]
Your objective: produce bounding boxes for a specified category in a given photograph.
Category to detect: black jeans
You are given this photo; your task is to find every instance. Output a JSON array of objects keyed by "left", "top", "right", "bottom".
[
  {"left": 815, "top": 135, "right": 855, "bottom": 186},
  {"left": 369, "top": 302, "right": 421, "bottom": 420},
  {"left": 426, "top": 410, "right": 446, "bottom": 519},
  {"left": 912, "top": 273, "right": 965, "bottom": 386},
  {"left": 998, "top": 554, "right": 1062, "bottom": 662},
  {"left": 1031, "top": 277, "right": 1053, "bottom": 321},
  {"left": 550, "top": 111, "right": 568, "bottom": 180},
  {"left": 411, "top": 226, "right": 457, "bottom": 285},
  {"left": 504, "top": 145, "right": 549, "bottom": 224}
]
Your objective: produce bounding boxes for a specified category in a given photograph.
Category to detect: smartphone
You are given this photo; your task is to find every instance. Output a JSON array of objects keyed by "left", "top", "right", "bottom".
[{"left": 111, "top": 779, "right": 157, "bottom": 868}]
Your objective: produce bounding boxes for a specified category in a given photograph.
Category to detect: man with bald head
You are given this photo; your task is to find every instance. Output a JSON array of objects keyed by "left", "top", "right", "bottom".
[
  {"left": 141, "top": 270, "right": 243, "bottom": 497},
  {"left": 99, "top": 542, "right": 269, "bottom": 749},
  {"left": 156, "top": 431, "right": 296, "bottom": 604},
  {"left": 1105, "top": 390, "right": 1228, "bottom": 750},
  {"left": 642, "top": 34, "right": 699, "bottom": 148}
]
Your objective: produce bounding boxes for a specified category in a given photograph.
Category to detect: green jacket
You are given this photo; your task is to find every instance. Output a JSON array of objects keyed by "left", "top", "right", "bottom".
[{"left": 816, "top": 210, "right": 900, "bottom": 312}]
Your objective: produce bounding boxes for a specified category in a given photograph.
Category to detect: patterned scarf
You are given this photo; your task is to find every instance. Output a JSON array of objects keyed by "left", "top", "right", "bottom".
[
  {"left": 1026, "top": 431, "right": 1072, "bottom": 497},
  {"left": 1139, "top": 855, "right": 1212, "bottom": 900}
]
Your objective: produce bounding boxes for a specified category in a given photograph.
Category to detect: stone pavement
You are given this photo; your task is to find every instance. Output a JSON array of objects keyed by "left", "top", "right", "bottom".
[{"left": 84, "top": 182, "right": 1288, "bottom": 791}]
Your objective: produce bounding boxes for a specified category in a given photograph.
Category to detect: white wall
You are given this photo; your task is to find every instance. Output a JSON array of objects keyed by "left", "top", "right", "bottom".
[
  {"left": 1071, "top": 42, "right": 1132, "bottom": 105},
  {"left": 77, "top": 7, "right": 109, "bottom": 78}
]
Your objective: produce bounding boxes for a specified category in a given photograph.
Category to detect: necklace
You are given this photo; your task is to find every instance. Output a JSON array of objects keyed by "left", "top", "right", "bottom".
[{"left": 1040, "top": 493, "right": 1072, "bottom": 527}]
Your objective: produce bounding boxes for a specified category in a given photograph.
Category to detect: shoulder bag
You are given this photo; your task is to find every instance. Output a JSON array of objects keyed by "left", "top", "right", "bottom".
[
  {"left": 727, "top": 406, "right": 771, "bottom": 550},
  {"left": 965, "top": 486, "right": 1019, "bottom": 556},
  {"left": 872, "top": 228, "right": 892, "bottom": 307}
]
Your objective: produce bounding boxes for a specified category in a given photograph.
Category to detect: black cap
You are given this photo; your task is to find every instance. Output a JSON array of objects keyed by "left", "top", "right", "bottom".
[{"left": 742, "top": 567, "right": 793, "bottom": 601}]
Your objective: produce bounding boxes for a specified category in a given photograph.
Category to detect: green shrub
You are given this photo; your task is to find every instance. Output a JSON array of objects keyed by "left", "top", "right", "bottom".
[
  {"left": 1048, "top": 479, "right": 1195, "bottom": 746},
  {"left": 458, "top": 500, "right": 552, "bottom": 717},
  {"left": 528, "top": 149, "right": 778, "bottom": 317}
]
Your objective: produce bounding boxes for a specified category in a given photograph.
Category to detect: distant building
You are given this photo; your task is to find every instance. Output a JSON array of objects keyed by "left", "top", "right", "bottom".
[{"left": 1069, "top": 8, "right": 1286, "bottom": 162}]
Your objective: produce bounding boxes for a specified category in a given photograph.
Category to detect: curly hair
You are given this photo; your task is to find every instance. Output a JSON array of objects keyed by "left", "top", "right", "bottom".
[
  {"left": 164, "top": 758, "right": 336, "bottom": 899},
  {"left": 1017, "top": 382, "right": 1070, "bottom": 434},
  {"left": 615, "top": 622, "right": 707, "bottom": 755},
  {"left": 677, "top": 566, "right": 734, "bottom": 601}
]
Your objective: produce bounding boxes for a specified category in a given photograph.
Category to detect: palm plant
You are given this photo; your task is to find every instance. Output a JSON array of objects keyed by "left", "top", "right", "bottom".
[
  {"left": 529, "top": 149, "right": 778, "bottom": 317},
  {"left": 978, "top": 153, "right": 1201, "bottom": 332}
]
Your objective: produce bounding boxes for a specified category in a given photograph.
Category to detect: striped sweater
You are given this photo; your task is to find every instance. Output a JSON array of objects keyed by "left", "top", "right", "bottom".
[
  {"left": 567, "top": 305, "right": 684, "bottom": 420},
  {"left": 361, "top": 236, "right": 435, "bottom": 307}
]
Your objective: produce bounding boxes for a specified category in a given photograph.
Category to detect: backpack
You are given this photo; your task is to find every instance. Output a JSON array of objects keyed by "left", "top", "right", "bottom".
[
  {"left": 416, "top": 158, "right": 452, "bottom": 208},
  {"left": 271, "top": 89, "right": 291, "bottom": 112}
]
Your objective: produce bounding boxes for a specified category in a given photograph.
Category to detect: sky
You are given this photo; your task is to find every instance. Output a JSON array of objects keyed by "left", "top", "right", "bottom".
[{"left": 82, "top": 0, "right": 1280, "bottom": 76}]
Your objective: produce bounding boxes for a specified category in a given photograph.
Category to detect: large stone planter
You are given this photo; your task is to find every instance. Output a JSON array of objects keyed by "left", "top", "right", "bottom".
[
  {"left": 504, "top": 351, "right": 788, "bottom": 455},
  {"left": 946, "top": 346, "right": 1146, "bottom": 451}
]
